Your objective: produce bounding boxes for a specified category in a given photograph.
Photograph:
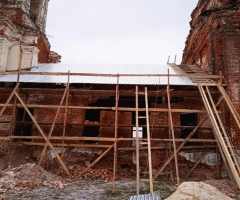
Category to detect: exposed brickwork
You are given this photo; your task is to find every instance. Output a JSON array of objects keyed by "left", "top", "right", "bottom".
[
  {"left": 0, "top": 0, "right": 60, "bottom": 70},
  {"left": 182, "top": 0, "right": 240, "bottom": 147}
]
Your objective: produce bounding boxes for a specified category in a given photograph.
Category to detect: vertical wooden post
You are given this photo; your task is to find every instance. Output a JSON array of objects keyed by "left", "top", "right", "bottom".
[
  {"left": 5, "top": 71, "right": 21, "bottom": 168},
  {"left": 145, "top": 87, "right": 154, "bottom": 193},
  {"left": 167, "top": 69, "right": 180, "bottom": 185},
  {"left": 59, "top": 71, "right": 70, "bottom": 171},
  {"left": 14, "top": 92, "right": 70, "bottom": 176},
  {"left": 112, "top": 75, "right": 119, "bottom": 193},
  {"left": 136, "top": 86, "right": 140, "bottom": 195},
  {"left": 31, "top": 83, "right": 70, "bottom": 186}
]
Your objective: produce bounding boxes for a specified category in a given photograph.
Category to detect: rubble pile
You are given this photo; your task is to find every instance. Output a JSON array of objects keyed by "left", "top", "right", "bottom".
[
  {"left": 0, "top": 163, "right": 64, "bottom": 194},
  {"left": 69, "top": 166, "right": 114, "bottom": 181}
]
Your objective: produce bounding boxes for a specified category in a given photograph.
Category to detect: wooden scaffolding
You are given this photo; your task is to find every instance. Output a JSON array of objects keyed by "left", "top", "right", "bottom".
[{"left": 0, "top": 69, "right": 240, "bottom": 193}]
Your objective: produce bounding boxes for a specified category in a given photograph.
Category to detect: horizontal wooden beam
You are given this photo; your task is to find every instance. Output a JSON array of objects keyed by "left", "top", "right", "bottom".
[
  {"left": 0, "top": 71, "right": 221, "bottom": 79},
  {"left": 1, "top": 121, "right": 213, "bottom": 130},
  {"left": 0, "top": 88, "right": 220, "bottom": 98},
  {"left": 11, "top": 141, "right": 217, "bottom": 150},
  {"left": 0, "top": 103, "right": 218, "bottom": 113},
  {"left": 0, "top": 136, "right": 216, "bottom": 142}
]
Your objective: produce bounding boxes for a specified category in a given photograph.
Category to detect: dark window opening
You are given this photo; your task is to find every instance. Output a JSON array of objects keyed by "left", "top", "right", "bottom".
[
  {"left": 83, "top": 96, "right": 161, "bottom": 142},
  {"left": 84, "top": 108, "right": 100, "bottom": 143},
  {"left": 180, "top": 113, "right": 198, "bottom": 145},
  {"left": 14, "top": 108, "right": 34, "bottom": 141}
]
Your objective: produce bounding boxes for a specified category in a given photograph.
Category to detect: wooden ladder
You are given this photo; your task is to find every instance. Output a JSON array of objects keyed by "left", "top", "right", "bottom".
[
  {"left": 135, "top": 86, "right": 153, "bottom": 194},
  {"left": 198, "top": 83, "right": 240, "bottom": 188}
]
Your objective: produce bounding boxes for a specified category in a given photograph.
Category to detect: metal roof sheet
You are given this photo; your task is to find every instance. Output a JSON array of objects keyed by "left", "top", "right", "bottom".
[
  {"left": 0, "top": 64, "right": 193, "bottom": 86},
  {"left": 129, "top": 191, "right": 161, "bottom": 200}
]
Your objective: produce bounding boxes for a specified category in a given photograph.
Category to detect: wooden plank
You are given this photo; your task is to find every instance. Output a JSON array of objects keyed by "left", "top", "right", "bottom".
[
  {"left": 112, "top": 76, "right": 119, "bottom": 193},
  {"left": 167, "top": 84, "right": 180, "bottom": 185},
  {"left": 2, "top": 121, "right": 214, "bottom": 130},
  {"left": 0, "top": 71, "right": 221, "bottom": 79},
  {"left": 198, "top": 85, "right": 240, "bottom": 188},
  {"left": 12, "top": 141, "right": 217, "bottom": 149},
  {"left": 59, "top": 71, "right": 70, "bottom": 171},
  {"left": 14, "top": 92, "right": 70, "bottom": 176},
  {"left": 145, "top": 87, "right": 153, "bottom": 193},
  {"left": 206, "top": 86, "right": 240, "bottom": 174},
  {"left": 136, "top": 86, "right": 140, "bottom": 195},
  {"left": 1, "top": 136, "right": 217, "bottom": 142},
  {"left": 1, "top": 88, "right": 221, "bottom": 98},
  {"left": 75, "top": 142, "right": 117, "bottom": 179},
  {"left": 0, "top": 103, "right": 219, "bottom": 113}
]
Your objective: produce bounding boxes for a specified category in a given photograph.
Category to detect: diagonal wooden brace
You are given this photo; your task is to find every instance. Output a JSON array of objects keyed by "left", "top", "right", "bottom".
[
  {"left": 31, "top": 84, "right": 70, "bottom": 186},
  {"left": 153, "top": 115, "right": 209, "bottom": 180},
  {"left": 14, "top": 92, "right": 70, "bottom": 176},
  {"left": 76, "top": 142, "right": 118, "bottom": 179},
  {"left": 153, "top": 95, "right": 224, "bottom": 181},
  {"left": 0, "top": 83, "right": 19, "bottom": 118}
]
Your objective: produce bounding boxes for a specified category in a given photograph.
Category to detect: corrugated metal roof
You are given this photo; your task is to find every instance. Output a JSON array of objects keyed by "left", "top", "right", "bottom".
[
  {"left": 0, "top": 64, "right": 193, "bottom": 85},
  {"left": 129, "top": 191, "right": 161, "bottom": 200}
]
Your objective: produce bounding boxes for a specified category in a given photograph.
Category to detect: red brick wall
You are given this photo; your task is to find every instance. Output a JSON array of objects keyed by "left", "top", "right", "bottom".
[{"left": 182, "top": 0, "right": 240, "bottom": 146}]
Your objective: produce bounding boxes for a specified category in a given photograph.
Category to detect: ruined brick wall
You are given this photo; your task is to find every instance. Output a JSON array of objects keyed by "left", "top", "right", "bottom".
[
  {"left": 182, "top": 0, "right": 240, "bottom": 147},
  {"left": 0, "top": 0, "right": 60, "bottom": 71}
]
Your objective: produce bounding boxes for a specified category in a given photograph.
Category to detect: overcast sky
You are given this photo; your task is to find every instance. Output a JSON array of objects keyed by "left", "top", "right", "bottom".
[{"left": 46, "top": 0, "right": 198, "bottom": 65}]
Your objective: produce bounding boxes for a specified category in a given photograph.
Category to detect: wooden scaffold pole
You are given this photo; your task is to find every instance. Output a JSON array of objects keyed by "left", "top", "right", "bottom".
[
  {"left": 112, "top": 75, "right": 119, "bottom": 193},
  {"left": 167, "top": 69, "right": 180, "bottom": 185},
  {"left": 135, "top": 86, "right": 140, "bottom": 195},
  {"left": 59, "top": 71, "right": 70, "bottom": 172}
]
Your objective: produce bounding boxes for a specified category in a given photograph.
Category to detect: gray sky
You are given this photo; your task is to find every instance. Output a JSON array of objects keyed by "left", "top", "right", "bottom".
[{"left": 46, "top": 0, "right": 198, "bottom": 64}]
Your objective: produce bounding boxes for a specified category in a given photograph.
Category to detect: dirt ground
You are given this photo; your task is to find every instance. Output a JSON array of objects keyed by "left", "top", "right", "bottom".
[{"left": 0, "top": 147, "right": 239, "bottom": 200}]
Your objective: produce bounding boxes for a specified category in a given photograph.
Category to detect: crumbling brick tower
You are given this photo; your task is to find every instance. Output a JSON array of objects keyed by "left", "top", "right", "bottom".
[
  {"left": 182, "top": 0, "right": 240, "bottom": 147},
  {"left": 0, "top": 0, "right": 59, "bottom": 71}
]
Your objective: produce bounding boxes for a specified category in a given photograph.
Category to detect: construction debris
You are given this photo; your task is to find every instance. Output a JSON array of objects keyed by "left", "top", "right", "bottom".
[
  {"left": 0, "top": 163, "right": 64, "bottom": 194},
  {"left": 166, "top": 182, "right": 233, "bottom": 200},
  {"left": 69, "top": 166, "right": 114, "bottom": 181}
]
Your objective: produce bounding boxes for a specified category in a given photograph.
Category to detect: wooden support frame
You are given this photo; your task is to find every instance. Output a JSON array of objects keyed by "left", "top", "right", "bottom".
[
  {"left": 31, "top": 79, "right": 70, "bottom": 186},
  {"left": 14, "top": 92, "right": 70, "bottom": 176},
  {"left": 0, "top": 70, "right": 230, "bottom": 186},
  {"left": 153, "top": 114, "right": 211, "bottom": 180},
  {"left": 198, "top": 85, "right": 235, "bottom": 184},
  {"left": 199, "top": 84, "right": 240, "bottom": 188},
  {"left": 153, "top": 92, "right": 224, "bottom": 181}
]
